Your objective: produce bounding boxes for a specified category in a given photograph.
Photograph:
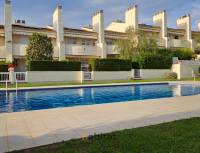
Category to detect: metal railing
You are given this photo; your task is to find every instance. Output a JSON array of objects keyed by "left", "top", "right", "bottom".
[
  {"left": 0, "top": 72, "right": 10, "bottom": 83},
  {"left": 15, "top": 72, "right": 27, "bottom": 82}
]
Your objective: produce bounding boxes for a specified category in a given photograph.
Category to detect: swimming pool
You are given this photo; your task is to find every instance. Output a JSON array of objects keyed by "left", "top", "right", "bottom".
[{"left": 0, "top": 83, "right": 200, "bottom": 113}]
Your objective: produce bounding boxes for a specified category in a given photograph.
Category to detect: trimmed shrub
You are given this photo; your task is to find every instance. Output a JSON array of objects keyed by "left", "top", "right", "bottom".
[
  {"left": 132, "top": 61, "right": 140, "bottom": 69},
  {"left": 199, "top": 67, "right": 200, "bottom": 73},
  {"left": 132, "top": 49, "right": 173, "bottom": 69},
  {"left": 27, "top": 61, "right": 81, "bottom": 71},
  {"left": 173, "top": 48, "right": 193, "bottom": 60},
  {"left": 0, "top": 62, "right": 8, "bottom": 72},
  {"left": 0, "top": 64, "right": 8, "bottom": 72},
  {"left": 89, "top": 59, "right": 132, "bottom": 71},
  {"left": 165, "top": 72, "right": 177, "bottom": 80}
]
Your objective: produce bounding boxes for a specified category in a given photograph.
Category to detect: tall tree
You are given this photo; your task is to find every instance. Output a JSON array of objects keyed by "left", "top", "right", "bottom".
[
  {"left": 114, "top": 28, "right": 158, "bottom": 60},
  {"left": 26, "top": 33, "right": 53, "bottom": 64}
]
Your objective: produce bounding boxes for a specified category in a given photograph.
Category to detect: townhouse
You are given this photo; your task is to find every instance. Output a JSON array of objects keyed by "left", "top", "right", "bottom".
[{"left": 0, "top": 0, "right": 200, "bottom": 71}]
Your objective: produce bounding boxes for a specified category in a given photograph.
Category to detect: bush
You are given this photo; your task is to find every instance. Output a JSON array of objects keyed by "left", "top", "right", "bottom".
[
  {"left": 132, "top": 62, "right": 140, "bottom": 69},
  {"left": 0, "top": 64, "right": 8, "bottom": 72},
  {"left": 0, "top": 62, "right": 8, "bottom": 72},
  {"left": 165, "top": 72, "right": 177, "bottom": 79},
  {"left": 89, "top": 59, "right": 132, "bottom": 71},
  {"left": 199, "top": 67, "right": 200, "bottom": 73},
  {"left": 27, "top": 61, "right": 81, "bottom": 71},
  {"left": 173, "top": 48, "right": 193, "bottom": 60},
  {"left": 132, "top": 49, "right": 173, "bottom": 69}
]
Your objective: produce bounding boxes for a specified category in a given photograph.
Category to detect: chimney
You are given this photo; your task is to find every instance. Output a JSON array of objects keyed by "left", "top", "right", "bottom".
[
  {"left": 125, "top": 5, "right": 138, "bottom": 31},
  {"left": 177, "top": 15, "right": 192, "bottom": 40},
  {"left": 198, "top": 21, "right": 200, "bottom": 31},
  {"left": 177, "top": 14, "right": 194, "bottom": 51},
  {"left": 92, "top": 10, "right": 106, "bottom": 58},
  {"left": 4, "top": 0, "right": 13, "bottom": 62},
  {"left": 153, "top": 10, "right": 167, "bottom": 38},
  {"left": 53, "top": 5, "right": 65, "bottom": 61},
  {"left": 153, "top": 10, "right": 168, "bottom": 48}
]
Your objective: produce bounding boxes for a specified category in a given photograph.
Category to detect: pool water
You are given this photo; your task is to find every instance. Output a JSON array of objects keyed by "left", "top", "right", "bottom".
[{"left": 0, "top": 83, "right": 200, "bottom": 113}]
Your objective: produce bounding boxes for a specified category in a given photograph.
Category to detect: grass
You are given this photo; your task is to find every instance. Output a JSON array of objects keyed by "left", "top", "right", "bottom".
[
  {"left": 1, "top": 78, "right": 199, "bottom": 89},
  {"left": 11, "top": 118, "right": 200, "bottom": 153}
]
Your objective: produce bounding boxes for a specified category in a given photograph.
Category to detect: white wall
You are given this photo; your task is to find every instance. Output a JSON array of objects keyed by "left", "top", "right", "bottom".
[
  {"left": 93, "top": 71, "right": 131, "bottom": 81},
  {"left": 172, "top": 63, "right": 199, "bottom": 79},
  {"left": 139, "top": 69, "right": 171, "bottom": 79},
  {"left": 27, "top": 71, "right": 82, "bottom": 83}
]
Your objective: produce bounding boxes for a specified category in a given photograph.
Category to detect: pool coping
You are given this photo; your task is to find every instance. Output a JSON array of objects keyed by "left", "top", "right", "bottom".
[{"left": 1, "top": 81, "right": 200, "bottom": 92}]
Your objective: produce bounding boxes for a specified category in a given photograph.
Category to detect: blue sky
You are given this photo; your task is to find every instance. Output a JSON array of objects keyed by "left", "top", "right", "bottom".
[{"left": 0, "top": 0, "right": 200, "bottom": 30}]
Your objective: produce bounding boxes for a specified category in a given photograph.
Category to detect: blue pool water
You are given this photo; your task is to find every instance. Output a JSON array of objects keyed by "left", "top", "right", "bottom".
[{"left": 0, "top": 83, "right": 200, "bottom": 113}]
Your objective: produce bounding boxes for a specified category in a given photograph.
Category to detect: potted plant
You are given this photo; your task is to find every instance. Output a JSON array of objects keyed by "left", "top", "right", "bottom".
[{"left": 8, "top": 63, "right": 15, "bottom": 72}]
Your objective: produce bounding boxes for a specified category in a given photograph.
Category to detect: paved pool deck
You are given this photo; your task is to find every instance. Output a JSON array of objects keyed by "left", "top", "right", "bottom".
[{"left": 0, "top": 81, "right": 200, "bottom": 152}]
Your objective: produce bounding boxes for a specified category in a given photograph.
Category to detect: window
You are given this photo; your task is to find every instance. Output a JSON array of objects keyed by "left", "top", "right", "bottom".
[
  {"left": 82, "top": 39, "right": 91, "bottom": 46},
  {"left": 106, "top": 39, "right": 113, "bottom": 45},
  {"left": 82, "top": 39, "right": 86, "bottom": 45},
  {"left": 86, "top": 41, "right": 90, "bottom": 46},
  {"left": 174, "top": 36, "right": 179, "bottom": 39},
  {"left": 67, "top": 38, "right": 77, "bottom": 44}
]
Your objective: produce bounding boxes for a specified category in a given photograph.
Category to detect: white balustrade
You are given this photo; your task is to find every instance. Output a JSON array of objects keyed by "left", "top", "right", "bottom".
[
  {"left": 0, "top": 72, "right": 9, "bottom": 83},
  {"left": 13, "top": 44, "right": 27, "bottom": 56},
  {"left": 66, "top": 44, "right": 99, "bottom": 56},
  {"left": 15, "top": 72, "right": 27, "bottom": 82},
  {"left": 107, "top": 45, "right": 119, "bottom": 54}
]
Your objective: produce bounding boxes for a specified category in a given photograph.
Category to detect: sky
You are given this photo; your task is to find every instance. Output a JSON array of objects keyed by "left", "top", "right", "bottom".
[{"left": 0, "top": 0, "right": 200, "bottom": 30}]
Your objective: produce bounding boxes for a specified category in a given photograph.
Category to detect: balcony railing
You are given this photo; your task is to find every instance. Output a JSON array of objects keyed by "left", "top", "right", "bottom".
[
  {"left": 170, "top": 39, "right": 186, "bottom": 48},
  {"left": 13, "top": 44, "right": 27, "bottom": 56},
  {"left": 0, "top": 46, "right": 6, "bottom": 58},
  {"left": 107, "top": 45, "right": 119, "bottom": 54},
  {"left": 66, "top": 44, "right": 99, "bottom": 56},
  {"left": 157, "top": 39, "right": 166, "bottom": 47}
]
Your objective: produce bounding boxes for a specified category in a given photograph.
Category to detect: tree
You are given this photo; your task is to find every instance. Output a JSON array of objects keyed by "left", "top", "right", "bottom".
[
  {"left": 26, "top": 33, "right": 53, "bottom": 64},
  {"left": 114, "top": 27, "right": 158, "bottom": 60}
]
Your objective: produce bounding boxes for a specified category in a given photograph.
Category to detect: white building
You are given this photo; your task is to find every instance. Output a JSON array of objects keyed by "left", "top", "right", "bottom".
[{"left": 0, "top": 0, "right": 200, "bottom": 71}]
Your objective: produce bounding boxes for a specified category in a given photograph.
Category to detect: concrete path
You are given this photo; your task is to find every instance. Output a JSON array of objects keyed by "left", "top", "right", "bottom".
[{"left": 0, "top": 95, "right": 200, "bottom": 153}]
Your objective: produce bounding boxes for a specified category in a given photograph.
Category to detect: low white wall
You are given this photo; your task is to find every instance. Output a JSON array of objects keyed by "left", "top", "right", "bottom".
[
  {"left": 93, "top": 71, "right": 131, "bottom": 81},
  {"left": 172, "top": 63, "right": 199, "bottom": 79},
  {"left": 27, "top": 71, "right": 82, "bottom": 83},
  {"left": 139, "top": 69, "right": 171, "bottom": 79}
]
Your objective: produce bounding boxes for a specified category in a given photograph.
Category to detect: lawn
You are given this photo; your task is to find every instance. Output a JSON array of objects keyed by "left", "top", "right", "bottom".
[
  {"left": 1, "top": 78, "right": 199, "bottom": 89},
  {"left": 11, "top": 118, "right": 200, "bottom": 153}
]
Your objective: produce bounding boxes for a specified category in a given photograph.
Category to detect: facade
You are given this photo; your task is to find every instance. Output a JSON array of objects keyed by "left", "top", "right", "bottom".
[{"left": 0, "top": 0, "right": 200, "bottom": 71}]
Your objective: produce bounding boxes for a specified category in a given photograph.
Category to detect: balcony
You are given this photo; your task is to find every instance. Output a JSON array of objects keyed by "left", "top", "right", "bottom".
[
  {"left": 66, "top": 44, "right": 100, "bottom": 56},
  {"left": 0, "top": 46, "right": 6, "bottom": 58},
  {"left": 107, "top": 45, "right": 119, "bottom": 54},
  {"left": 170, "top": 39, "right": 186, "bottom": 48},
  {"left": 13, "top": 44, "right": 27, "bottom": 56},
  {"left": 157, "top": 39, "right": 166, "bottom": 47}
]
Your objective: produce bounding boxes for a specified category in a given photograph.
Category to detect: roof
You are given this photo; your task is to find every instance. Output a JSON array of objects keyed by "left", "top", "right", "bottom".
[
  {"left": 12, "top": 24, "right": 54, "bottom": 32},
  {"left": 139, "top": 24, "right": 160, "bottom": 32},
  {"left": 64, "top": 27, "right": 97, "bottom": 34}
]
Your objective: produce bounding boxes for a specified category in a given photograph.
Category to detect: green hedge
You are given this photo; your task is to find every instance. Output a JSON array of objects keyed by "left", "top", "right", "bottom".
[
  {"left": 132, "top": 49, "right": 173, "bottom": 69},
  {"left": 0, "top": 63, "right": 8, "bottom": 72},
  {"left": 0, "top": 61, "right": 8, "bottom": 72},
  {"left": 28, "top": 61, "right": 81, "bottom": 71},
  {"left": 89, "top": 59, "right": 132, "bottom": 71},
  {"left": 173, "top": 48, "right": 193, "bottom": 60}
]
